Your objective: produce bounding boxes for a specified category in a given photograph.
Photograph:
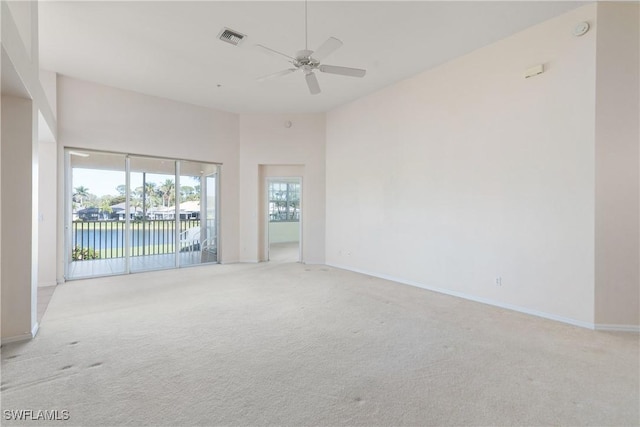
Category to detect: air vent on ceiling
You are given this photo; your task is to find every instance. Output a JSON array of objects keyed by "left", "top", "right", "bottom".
[{"left": 218, "top": 28, "right": 246, "bottom": 46}]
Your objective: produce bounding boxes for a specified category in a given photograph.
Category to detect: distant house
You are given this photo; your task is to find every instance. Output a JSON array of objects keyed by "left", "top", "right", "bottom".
[
  {"left": 148, "top": 202, "right": 200, "bottom": 220},
  {"left": 179, "top": 201, "right": 200, "bottom": 220},
  {"left": 77, "top": 207, "right": 108, "bottom": 221},
  {"left": 109, "top": 203, "right": 142, "bottom": 221}
]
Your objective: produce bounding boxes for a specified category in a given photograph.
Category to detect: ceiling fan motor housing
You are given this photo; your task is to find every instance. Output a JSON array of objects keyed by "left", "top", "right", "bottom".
[{"left": 294, "top": 50, "right": 319, "bottom": 69}]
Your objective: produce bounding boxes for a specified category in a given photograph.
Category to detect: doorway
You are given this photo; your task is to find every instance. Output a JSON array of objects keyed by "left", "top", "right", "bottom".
[{"left": 266, "top": 177, "right": 302, "bottom": 262}]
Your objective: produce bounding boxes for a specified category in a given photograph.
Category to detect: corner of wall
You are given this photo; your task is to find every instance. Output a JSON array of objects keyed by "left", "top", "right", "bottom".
[{"left": 594, "top": 1, "right": 640, "bottom": 328}]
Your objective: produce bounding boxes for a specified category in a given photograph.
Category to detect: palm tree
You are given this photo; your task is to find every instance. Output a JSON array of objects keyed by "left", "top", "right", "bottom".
[
  {"left": 142, "top": 182, "right": 160, "bottom": 209},
  {"left": 159, "top": 179, "right": 175, "bottom": 207},
  {"left": 99, "top": 197, "right": 113, "bottom": 218},
  {"left": 74, "top": 186, "right": 90, "bottom": 207}
]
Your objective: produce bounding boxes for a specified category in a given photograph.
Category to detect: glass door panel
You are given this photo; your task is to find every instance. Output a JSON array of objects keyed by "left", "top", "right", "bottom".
[
  {"left": 204, "top": 168, "right": 218, "bottom": 263},
  {"left": 66, "top": 150, "right": 127, "bottom": 279},
  {"left": 129, "top": 157, "right": 177, "bottom": 272},
  {"left": 180, "top": 161, "right": 218, "bottom": 266}
]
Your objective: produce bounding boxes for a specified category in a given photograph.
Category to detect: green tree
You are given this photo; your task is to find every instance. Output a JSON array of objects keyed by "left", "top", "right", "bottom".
[
  {"left": 159, "top": 179, "right": 175, "bottom": 207},
  {"left": 110, "top": 195, "right": 126, "bottom": 205},
  {"left": 84, "top": 193, "right": 99, "bottom": 208},
  {"left": 99, "top": 196, "right": 113, "bottom": 214},
  {"left": 74, "top": 186, "right": 90, "bottom": 207},
  {"left": 180, "top": 185, "right": 195, "bottom": 202},
  {"left": 144, "top": 182, "right": 161, "bottom": 208}
]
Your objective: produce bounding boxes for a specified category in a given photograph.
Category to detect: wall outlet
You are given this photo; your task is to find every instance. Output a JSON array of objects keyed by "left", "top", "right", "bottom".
[{"left": 495, "top": 276, "right": 502, "bottom": 286}]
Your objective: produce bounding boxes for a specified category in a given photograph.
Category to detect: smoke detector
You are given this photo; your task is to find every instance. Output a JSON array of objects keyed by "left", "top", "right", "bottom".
[
  {"left": 218, "top": 28, "right": 246, "bottom": 46},
  {"left": 573, "top": 22, "right": 590, "bottom": 37}
]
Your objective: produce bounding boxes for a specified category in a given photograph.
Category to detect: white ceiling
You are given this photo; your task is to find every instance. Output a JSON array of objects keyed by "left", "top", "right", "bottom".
[{"left": 38, "top": 1, "right": 585, "bottom": 114}]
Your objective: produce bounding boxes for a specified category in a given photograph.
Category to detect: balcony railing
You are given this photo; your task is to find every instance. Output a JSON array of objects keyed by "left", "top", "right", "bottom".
[{"left": 71, "top": 219, "right": 200, "bottom": 260}]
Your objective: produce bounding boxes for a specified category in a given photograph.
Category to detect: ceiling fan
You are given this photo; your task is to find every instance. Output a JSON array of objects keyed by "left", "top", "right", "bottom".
[{"left": 255, "top": 1, "right": 366, "bottom": 95}]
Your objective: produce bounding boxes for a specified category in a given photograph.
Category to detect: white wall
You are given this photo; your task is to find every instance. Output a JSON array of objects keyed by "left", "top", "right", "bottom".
[
  {"left": 269, "top": 222, "right": 300, "bottom": 244},
  {"left": 1, "top": 0, "right": 56, "bottom": 343},
  {"left": 1, "top": 2, "right": 54, "bottom": 130},
  {"left": 57, "top": 76, "right": 240, "bottom": 268},
  {"left": 38, "top": 140, "right": 57, "bottom": 286},
  {"left": 1, "top": 95, "right": 38, "bottom": 340},
  {"left": 57, "top": 80, "right": 327, "bottom": 269},
  {"left": 594, "top": 2, "right": 640, "bottom": 328},
  {"left": 39, "top": 69, "right": 57, "bottom": 119},
  {"left": 326, "top": 5, "right": 598, "bottom": 326},
  {"left": 38, "top": 69, "right": 57, "bottom": 287},
  {"left": 5, "top": 1, "right": 32, "bottom": 60},
  {"left": 239, "top": 114, "right": 325, "bottom": 264}
]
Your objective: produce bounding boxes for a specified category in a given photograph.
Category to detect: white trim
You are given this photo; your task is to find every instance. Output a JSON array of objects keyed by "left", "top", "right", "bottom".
[
  {"left": 0, "top": 323, "right": 39, "bottom": 346},
  {"left": 38, "top": 281, "right": 57, "bottom": 287},
  {"left": 327, "top": 263, "right": 596, "bottom": 330},
  {"left": 124, "top": 156, "right": 131, "bottom": 274},
  {"left": 32, "top": 322, "right": 40, "bottom": 338},
  {"left": 63, "top": 149, "right": 72, "bottom": 281},
  {"left": 175, "top": 161, "right": 181, "bottom": 268},
  {"left": 595, "top": 324, "right": 640, "bottom": 333}
]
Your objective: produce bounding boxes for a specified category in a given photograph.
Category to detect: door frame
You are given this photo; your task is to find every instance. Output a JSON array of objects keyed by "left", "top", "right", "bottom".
[
  {"left": 264, "top": 176, "right": 303, "bottom": 263},
  {"left": 63, "top": 147, "right": 221, "bottom": 279}
]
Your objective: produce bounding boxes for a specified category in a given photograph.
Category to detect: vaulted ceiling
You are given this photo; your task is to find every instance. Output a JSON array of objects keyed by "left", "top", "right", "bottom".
[{"left": 39, "top": 1, "right": 585, "bottom": 113}]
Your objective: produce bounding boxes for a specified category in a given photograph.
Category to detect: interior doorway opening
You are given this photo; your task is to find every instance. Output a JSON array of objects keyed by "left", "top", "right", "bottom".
[{"left": 266, "top": 176, "right": 302, "bottom": 263}]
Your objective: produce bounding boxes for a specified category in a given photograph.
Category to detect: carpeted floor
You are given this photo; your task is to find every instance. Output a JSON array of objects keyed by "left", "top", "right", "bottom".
[
  {"left": 268, "top": 241, "right": 300, "bottom": 263},
  {"left": 1, "top": 260, "right": 638, "bottom": 426}
]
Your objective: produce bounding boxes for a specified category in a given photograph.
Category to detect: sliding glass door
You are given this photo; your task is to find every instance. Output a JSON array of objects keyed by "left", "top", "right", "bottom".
[
  {"left": 66, "top": 150, "right": 128, "bottom": 278},
  {"left": 129, "top": 156, "right": 177, "bottom": 273},
  {"left": 65, "top": 149, "right": 219, "bottom": 279},
  {"left": 180, "top": 161, "right": 218, "bottom": 267}
]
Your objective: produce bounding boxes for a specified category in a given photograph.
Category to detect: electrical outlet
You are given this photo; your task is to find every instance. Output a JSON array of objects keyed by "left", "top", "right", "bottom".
[{"left": 495, "top": 276, "right": 502, "bottom": 286}]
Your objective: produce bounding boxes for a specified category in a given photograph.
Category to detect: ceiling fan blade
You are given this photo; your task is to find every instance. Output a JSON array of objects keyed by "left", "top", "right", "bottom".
[
  {"left": 319, "top": 64, "right": 366, "bottom": 78},
  {"left": 305, "top": 72, "right": 321, "bottom": 95},
  {"left": 255, "top": 44, "right": 295, "bottom": 62},
  {"left": 257, "top": 68, "right": 297, "bottom": 82},
  {"left": 312, "top": 37, "right": 343, "bottom": 61}
]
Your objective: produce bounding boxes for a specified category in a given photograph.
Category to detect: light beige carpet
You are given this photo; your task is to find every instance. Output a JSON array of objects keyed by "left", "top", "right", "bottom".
[
  {"left": 1, "top": 261, "right": 638, "bottom": 426},
  {"left": 269, "top": 242, "right": 300, "bottom": 262}
]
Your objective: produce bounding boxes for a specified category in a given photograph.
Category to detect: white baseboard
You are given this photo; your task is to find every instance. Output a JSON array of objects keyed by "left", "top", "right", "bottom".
[
  {"left": 327, "top": 262, "right": 596, "bottom": 330},
  {"left": 38, "top": 281, "right": 57, "bottom": 287},
  {"left": 595, "top": 324, "right": 640, "bottom": 333},
  {"left": 1, "top": 322, "right": 39, "bottom": 346}
]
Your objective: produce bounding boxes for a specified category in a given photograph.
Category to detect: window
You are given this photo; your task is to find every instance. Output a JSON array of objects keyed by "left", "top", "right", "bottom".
[{"left": 268, "top": 181, "right": 300, "bottom": 222}]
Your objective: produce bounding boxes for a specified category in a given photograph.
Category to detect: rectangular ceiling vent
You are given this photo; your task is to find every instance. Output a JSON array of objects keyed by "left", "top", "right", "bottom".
[{"left": 218, "top": 28, "right": 246, "bottom": 46}]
